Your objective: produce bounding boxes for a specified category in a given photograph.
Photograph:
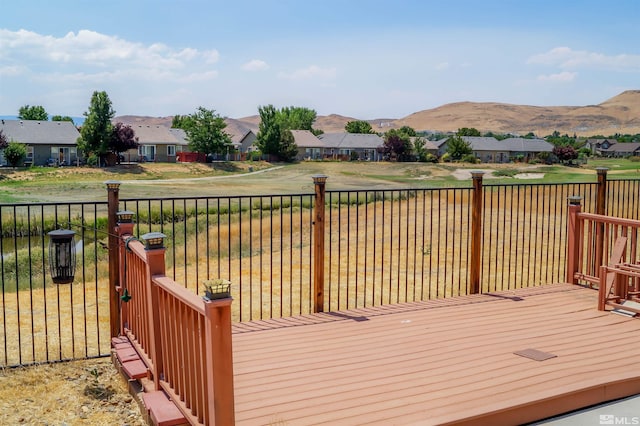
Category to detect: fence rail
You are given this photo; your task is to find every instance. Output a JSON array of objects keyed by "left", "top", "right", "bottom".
[{"left": 1, "top": 169, "right": 639, "bottom": 367}]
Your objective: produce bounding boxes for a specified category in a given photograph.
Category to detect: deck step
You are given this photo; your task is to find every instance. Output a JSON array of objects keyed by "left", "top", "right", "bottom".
[
  {"left": 121, "top": 358, "right": 148, "bottom": 380},
  {"left": 142, "top": 391, "right": 187, "bottom": 426}
]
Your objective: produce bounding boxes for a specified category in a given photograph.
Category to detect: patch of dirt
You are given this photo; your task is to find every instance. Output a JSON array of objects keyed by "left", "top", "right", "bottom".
[
  {"left": 0, "top": 357, "right": 145, "bottom": 425},
  {"left": 514, "top": 173, "right": 545, "bottom": 179},
  {"left": 451, "top": 169, "right": 497, "bottom": 180}
]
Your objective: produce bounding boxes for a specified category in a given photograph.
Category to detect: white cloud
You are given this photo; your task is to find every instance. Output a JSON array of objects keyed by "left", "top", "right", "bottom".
[
  {"left": 278, "top": 65, "right": 337, "bottom": 81},
  {"left": 435, "top": 62, "right": 449, "bottom": 70},
  {"left": 537, "top": 71, "right": 577, "bottom": 82},
  {"left": 527, "top": 47, "right": 640, "bottom": 71},
  {"left": 242, "top": 59, "right": 269, "bottom": 71},
  {"left": 0, "top": 29, "right": 219, "bottom": 71}
]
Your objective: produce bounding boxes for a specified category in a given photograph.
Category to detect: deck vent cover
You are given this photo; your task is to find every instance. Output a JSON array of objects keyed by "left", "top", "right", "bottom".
[{"left": 514, "top": 348, "right": 557, "bottom": 361}]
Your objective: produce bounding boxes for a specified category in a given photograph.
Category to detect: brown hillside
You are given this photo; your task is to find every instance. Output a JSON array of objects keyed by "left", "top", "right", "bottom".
[
  {"left": 115, "top": 90, "right": 640, "bottom": 137},
  {"left": 394, "top": 90, "right": 640, "bottom": 136}
]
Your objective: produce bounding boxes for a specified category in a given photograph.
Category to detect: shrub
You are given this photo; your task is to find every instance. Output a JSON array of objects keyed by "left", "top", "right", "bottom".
[
  {"left": 4, "top": 141, "right": 27, "bottom": 167},
  {"left": 86, "top": 153, "right": 99, "bottom": 167},
  {"left": 460, "top": 154, "right": 479, "bottom": 164}
]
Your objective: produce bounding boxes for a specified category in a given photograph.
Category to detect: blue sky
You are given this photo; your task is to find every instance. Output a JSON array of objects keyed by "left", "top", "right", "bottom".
[{"left": 1, "top": 0, "right": 638, "bottom": 119}]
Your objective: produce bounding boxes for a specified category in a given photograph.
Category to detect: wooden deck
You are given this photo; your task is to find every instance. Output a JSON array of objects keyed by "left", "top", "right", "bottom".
[{"left": 231, "top": 284, "right": 640, "bottom": 425}]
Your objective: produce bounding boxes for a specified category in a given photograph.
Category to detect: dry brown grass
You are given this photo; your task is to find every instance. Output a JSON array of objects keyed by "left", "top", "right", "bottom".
[{"left": 0, "top": 357, "right": 144, "bottom": 425}]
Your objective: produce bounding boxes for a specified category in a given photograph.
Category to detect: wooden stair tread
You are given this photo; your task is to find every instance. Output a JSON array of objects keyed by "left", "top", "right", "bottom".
[{"left": 142, "top": 391, "right": 187, "bottom": 426}]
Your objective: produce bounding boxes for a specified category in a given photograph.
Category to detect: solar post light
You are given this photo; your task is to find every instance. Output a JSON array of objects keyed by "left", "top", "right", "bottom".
[
  {"left": 48, "top": 229, "right": 77, "bottom": 284},
  {"left": 141, "top": 232, "right": 166, "bottom": 250}
]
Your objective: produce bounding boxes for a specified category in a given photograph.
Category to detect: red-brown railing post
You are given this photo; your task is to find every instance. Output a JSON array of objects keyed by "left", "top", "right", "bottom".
[
  {"left": 594, "top": 167, "right": 608, "bottom": 270},
  {"left": 106, "top": 181, "right": 121, "bottom": 338},
  {"left": 115, "top": 211, "right": 135, "bottom": 335},
  {"left": 204, "top": 297, "right": 235, "bottom": 426},
  {"left": 470, "top": 171, "right": 484, "bottom": 294},
  {"left": 141, "top": 232, "right": 167, "bottom": 390},
  {"left": 312, "top": 175, "right": 328, "bottom": 313},
  {"left": 566, "top": 196, "right": 583, "bottom": 284}
]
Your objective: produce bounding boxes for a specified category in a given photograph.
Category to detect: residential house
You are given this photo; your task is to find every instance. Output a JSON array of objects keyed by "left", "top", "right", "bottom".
[
  {"left": 0, "top": 119, "right": 81, "bottom": 166},
  {"left": 291, "top": 130, "right": 325, "bottom": 160},
  {"left": 317, "top": 133, "right": 385, "bottom": 161},
  {"left": 224, "top": 118, "right": 257, "bottom": 155},
  {"left": 462, "top": 137, "right": 511, "bottom": 163},
  {"left": 438, "top": 136, "right": 553, "bottom": 163},
  {"left": 600, "top": 142, "right": 640, "bottom": 157},
  {"left": 500, "top": 137, "right": 554, "bottom": 162},
  {"left": 584, "top": 138, "right": 618, "bottom": 156},
  {"left": 124, "top": 125, "right": 189, "bottom": 163},
  {"left": 410, "top": 137, "right": 448, "bottom": 157}
]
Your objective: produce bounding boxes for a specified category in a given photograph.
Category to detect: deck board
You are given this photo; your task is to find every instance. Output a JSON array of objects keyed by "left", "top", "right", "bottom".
[{"left": 231, "top": 284, "right": 640, "bottom": 425}]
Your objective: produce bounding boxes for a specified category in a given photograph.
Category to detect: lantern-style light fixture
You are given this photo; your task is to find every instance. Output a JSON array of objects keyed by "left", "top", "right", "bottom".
[
  {"left": 116, "top": 210, "right": 135, "bottom": 224},
  {"left": 141, "top": 232, "right": 166, "bottom": 250},
  {"left": 312, "top": 174, "right": 328, "bottom": 185},
  {"left": 48, "top": 229, "right": 77, "bottom": 284}
]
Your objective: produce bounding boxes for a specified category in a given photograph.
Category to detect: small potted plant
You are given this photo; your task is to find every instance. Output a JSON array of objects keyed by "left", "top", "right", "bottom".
[{"left": 202, "top": 278, "right": 231, "bottom": 300}]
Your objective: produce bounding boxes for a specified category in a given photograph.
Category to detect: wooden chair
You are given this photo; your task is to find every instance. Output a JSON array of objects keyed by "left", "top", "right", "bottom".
[{"left": 598, "top": 236, "right": 640, "bottom": 315}]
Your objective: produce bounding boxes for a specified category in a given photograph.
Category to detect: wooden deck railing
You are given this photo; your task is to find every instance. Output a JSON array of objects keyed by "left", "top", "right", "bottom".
[
  {"left": 566, "top": 195, "right": 640, "bottom": 287},
  {"left": 115, "top": 220, "right": 234, "bottom": 425}
]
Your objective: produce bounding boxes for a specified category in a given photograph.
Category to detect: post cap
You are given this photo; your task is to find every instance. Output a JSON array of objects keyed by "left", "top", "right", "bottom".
[
  {"left": 312, "top": 174, "right": 328, "bottom": 184},
  {"left": 105, "top": 180, "right": 121, "bottom": 190},
  {"left": 116, "top": 210, "right": 135, "bottom": 223},
  {"left": 568, "top": 195, "right": 582, "bottom": 205},
  {"left": 470, "top": 170, "right": 485, "bottom": 178},
  {"left": 141, "top": 232, "right": 166, "bottom": 250},
  {"left": 596, "top": 167, "right": 609, "bottom": 174}
]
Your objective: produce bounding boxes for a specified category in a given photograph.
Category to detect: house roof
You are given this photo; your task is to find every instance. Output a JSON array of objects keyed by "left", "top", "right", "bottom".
[
  {"left": 601, "top": 142, "right": 640, "bottom": 153},
  {"left": 168, "top": 128, "right": 189, "bottom": 146},
  {"left": 318, "top": 133, "right": 384, "bottom": 149},
  {"left": 460, "top": 136, "right": 553, "bottom": 153},
  {"left": 131, "top": 125, "right": 183, "bottom": 144},
  {"left": 461, "top": 136, "right": 506, "bottom": 151},
  {"left": 224, "top": 118, "right": 255, "bottom": 146},
  {"left": 501, "top": 137, "right": 554, "bottom": 152},
  {"left": 410, "top": 136, "right": 439, "bottom": 151},
  {"left": 291, "top": 130, "right": 323, "bottom": 147},
  {"left": 0, "top": 119, "right": 80, "bottom": 145}
]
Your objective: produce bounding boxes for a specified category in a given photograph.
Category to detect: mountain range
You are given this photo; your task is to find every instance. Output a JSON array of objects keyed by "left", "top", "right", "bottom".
[{"left": 114, "top": 89, "right": 639, "bottom": 137}]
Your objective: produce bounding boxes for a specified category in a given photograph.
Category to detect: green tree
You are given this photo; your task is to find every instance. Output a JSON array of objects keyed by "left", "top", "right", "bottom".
[
  {"left": 4, "top": 141, "right": 27, "bottom": 167},
  {"left": 77, "top": 91, "right": 115, "bottom": 163},
  {"left": 255, "top": 105, "right": 282, "bottom": 158},
  {"left": 18, "top": 105, "right": 48, "bottom": 121},
  {"left": 345, "top": 120, "right": 374, "bottom": 134},
  {"left": 446, "top": 135, "right": 473, "bottom": 161},
  {"left": 255, "top": 104, "right": 322, "bottom": 161},
  {"left": 171, "top": 114, "right": 193, "bottom": 129},
  {"left": 278, "top": 106, "right": 317, "bottom": 131},
  {"left": 278, "top": 129, "right": 299, "bottom": 162},
  {"left": 51, "top": 115, "right": 75, "bottom": 123},
  {"left": 457, "top": 127, "right": 481, "bottom": 137},
  {"left": 413, "top": 137, "right": 437, "bottom": 162},
  {"left": 184, "top": 107, "right": 232, "bottom": 156},
  {"left": 0, "top": 130, "right": 8, "bottom": 150},
  {"left": 398, "top": 126, "right": 417, "bottom": 137}
]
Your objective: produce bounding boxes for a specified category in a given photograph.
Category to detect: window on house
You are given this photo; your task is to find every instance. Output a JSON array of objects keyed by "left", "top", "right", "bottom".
[
  {"left": 167, "top": 145, "right": 176, "bottom": 156},
  {"left": 138, "top": 145, "right": 156, "bottom": 161}
]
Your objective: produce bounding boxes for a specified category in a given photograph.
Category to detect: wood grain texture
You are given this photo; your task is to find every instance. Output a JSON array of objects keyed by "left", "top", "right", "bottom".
[{"left": 231, "top": 283, "right": 640, "bottom": 425}]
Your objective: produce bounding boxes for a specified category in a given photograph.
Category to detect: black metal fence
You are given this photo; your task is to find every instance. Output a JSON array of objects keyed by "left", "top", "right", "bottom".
[{"left": 1, "top": 173, "right": 638, "bottom": 367}]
